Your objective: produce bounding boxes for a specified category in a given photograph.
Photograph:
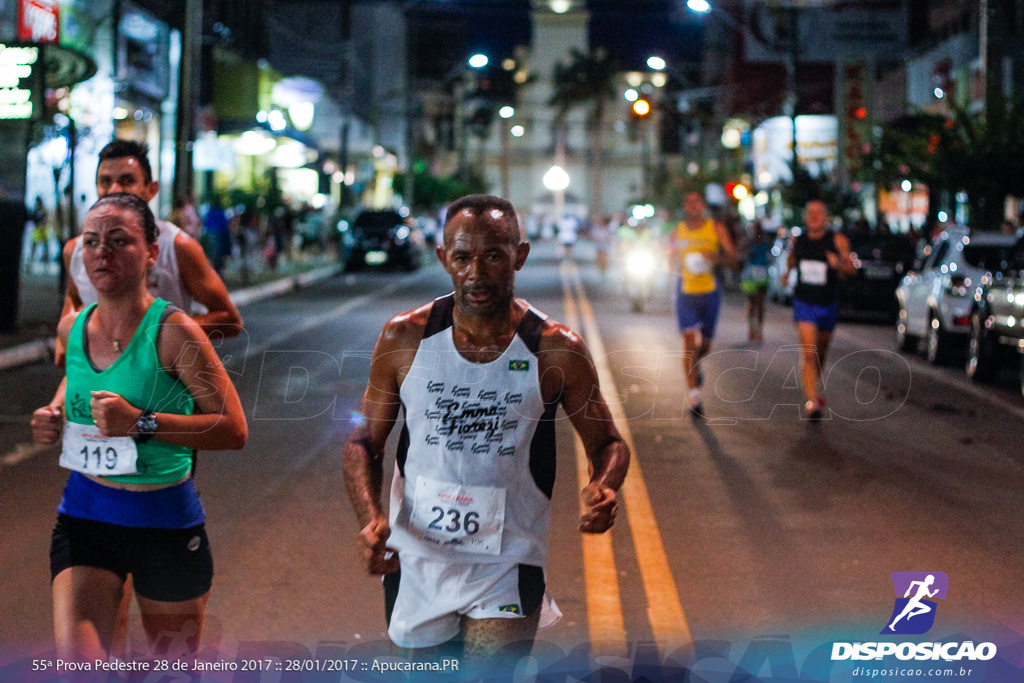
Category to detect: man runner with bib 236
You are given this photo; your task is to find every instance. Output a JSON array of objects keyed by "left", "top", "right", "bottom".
[{"left": 343, "top": 194, "right": 629, "bottom": 665}]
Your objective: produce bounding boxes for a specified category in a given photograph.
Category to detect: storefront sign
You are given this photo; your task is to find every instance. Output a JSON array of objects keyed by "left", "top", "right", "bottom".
[
  {"left": 751, "top": 115, "right": 837, "bottom": 185},
  {"left": 18, "top": 0, "right": 60, "bottom": 44},
  {"left": 743, "top": 0, "right": 906, "bottom": 63},
  {"left": 118, "top": 4, "right": 169, "bottom": 100},
  {"left": 0, "top": 44, "right": 41, "bottom": 120}
]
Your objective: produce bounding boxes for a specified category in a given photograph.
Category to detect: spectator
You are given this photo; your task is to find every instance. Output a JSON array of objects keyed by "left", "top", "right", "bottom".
[{"left": 171, "top": 193, "right": 202, "bottom": 241}]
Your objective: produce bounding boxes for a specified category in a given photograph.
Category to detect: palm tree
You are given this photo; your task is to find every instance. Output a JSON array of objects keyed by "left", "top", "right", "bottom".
[{"left": 549, "top": 47, "right": 619, "bottom": 219}]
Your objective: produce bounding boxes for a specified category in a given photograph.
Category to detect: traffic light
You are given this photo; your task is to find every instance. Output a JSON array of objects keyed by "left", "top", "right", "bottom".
[
  {"left": 632, "top": 98, "right": 651, "bottom": 117},
  {"left": 725, "top": 182, "right": 749, "bottom": 201}
]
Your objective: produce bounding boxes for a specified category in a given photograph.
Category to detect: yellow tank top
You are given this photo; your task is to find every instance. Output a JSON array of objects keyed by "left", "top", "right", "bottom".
[{"left": 675, "top": 219, "right": 719, "bottom": 294}]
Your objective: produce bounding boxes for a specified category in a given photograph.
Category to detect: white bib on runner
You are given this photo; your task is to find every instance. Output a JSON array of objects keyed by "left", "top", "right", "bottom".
[
  {"left": 60, "top": 421, "right": 139, "bottom": 476},
  {"left": 743, "top": 265, "right": 768, "bottom": 281},
  {"left": 389, "top": 295, "right": 553, "bottom": 566},
  {"left": 684, "top": 252, "right": 712, "bottom": 275},
  {"left": 410, "top": 476, "right": 506, "bottom": 556},
  {"left": 799, "top": 259, "right": 829, "bottom": 286}
]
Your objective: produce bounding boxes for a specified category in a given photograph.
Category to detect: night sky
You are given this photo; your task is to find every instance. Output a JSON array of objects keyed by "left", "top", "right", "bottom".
[{"left": 407, "top": 0, "right": 705, "bottom": 78}]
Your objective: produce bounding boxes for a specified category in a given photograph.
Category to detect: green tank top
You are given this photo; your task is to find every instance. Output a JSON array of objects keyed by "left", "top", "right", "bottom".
[{"left": 64, "top": 298, "right": 195, "bottom": 484}]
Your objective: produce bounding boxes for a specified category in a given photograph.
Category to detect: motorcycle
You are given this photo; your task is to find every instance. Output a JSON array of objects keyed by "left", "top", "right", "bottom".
[{"left": 623, "top": 245, "right": 659, "bottom": 313}]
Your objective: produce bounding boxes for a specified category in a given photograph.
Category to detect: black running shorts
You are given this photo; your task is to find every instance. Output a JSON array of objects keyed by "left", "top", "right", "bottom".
[{"left": 50, "top": 514, "right": 213, "bottom": 602}]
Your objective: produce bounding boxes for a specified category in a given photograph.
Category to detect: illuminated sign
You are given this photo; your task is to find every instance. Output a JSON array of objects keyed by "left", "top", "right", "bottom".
[
  {"left": 18, "top": 0, "right": 60, "bottom": 44},
  {"left": 0, "top": 45, "right": 40, "bottom": 120}
]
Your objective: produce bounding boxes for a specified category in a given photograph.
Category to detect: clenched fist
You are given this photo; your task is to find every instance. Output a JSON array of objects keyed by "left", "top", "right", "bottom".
[
  {"left": 89, "top": 391, "right": 142, "bottom": 438},
  {"left": 31, "top": 404, "right": 63, "bottom": 445},
  {"left": 579, "top": 482, "right": 618, "bottom": 534},
  {"left": 358, "top": 516, "right": 399, "bottom": 575}
]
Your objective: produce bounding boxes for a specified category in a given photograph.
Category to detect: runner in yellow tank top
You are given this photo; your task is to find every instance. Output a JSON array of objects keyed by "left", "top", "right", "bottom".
[
  {"left": 670, "top": 192, "right": 737, "bottom": 417},
  {"left": 675, "top": 217, "right": 720, "bottom": 294}
]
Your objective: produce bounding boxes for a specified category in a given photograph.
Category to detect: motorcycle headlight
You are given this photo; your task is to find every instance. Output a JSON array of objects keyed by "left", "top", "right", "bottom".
[{"left": 626, "top": 250, "right": 656, "bottom": 276}]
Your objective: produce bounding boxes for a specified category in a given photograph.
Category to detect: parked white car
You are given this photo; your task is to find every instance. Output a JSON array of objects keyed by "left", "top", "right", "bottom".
[{"left": 896, "top": 226, "right": 1019, "bottom": 363}]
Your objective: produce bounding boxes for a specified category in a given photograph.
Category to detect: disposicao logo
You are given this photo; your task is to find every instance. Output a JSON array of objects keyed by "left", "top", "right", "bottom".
[
  {"left": 882, "top": 571, "right": 948, "bottom": 635},
  {"left": 831, "top": 571, "right": 997, "bottom": 663}
]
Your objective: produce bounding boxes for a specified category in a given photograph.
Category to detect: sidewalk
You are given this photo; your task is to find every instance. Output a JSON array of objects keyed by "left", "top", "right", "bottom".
[{"left": 0, "top": 253, "right": 341, "bottom": 371}]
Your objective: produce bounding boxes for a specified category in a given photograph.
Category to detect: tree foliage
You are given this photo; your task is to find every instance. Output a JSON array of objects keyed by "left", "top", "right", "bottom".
[
  {"left": 548, "top": 47, "right": 619, "bottom": 216},
  {"left": 869, "top": 99, "right": 1024, "bottom": 229},
  {"left": 394, "top": 166, "right": 488, "bottom": 212},
  {"left": 548, "top": 47, "right": 618, "bottom": 125}
]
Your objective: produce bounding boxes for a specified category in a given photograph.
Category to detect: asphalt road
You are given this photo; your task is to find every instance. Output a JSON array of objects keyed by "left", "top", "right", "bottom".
[{"left": 1, "top": 241, "right": 1021, "bottom": 680}]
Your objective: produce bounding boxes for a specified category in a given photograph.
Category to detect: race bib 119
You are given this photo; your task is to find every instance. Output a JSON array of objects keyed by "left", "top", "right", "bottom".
[
  {"left": 410, "top": 476, "right": 506, "bottom": 555},
  {"left": 60, "top": 421, "right": 139, "bottom": 476}
]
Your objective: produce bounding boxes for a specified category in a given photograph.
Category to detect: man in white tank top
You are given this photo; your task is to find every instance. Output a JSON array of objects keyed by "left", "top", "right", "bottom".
[
  {"left": 343, "top": 195, "right": 630, "bottom": 664},
  {"left": 59, "top": 140, "right": 241, "bottom": 361}
]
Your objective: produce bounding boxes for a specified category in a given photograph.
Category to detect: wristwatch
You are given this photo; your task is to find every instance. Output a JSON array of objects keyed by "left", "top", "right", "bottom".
[{"left": 135, "top": 410, "right": 158, "bottom": 444}]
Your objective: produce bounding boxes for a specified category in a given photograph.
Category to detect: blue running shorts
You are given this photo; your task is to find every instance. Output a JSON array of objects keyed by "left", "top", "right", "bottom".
[
  {"left": 793, "top": 298, "right": 840, "bottom": 332},
  {"left": 675, "top": 285, "right": 722, "bottom": 339}
]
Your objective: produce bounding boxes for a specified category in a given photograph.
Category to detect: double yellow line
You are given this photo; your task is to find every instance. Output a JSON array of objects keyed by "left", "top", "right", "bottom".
[{"left": 560, "top": 262, "right": 691, "bottom": 657}]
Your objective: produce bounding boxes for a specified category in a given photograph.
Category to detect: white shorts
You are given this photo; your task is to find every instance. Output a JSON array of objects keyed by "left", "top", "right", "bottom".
[{"left": 383, "top": 555, "right": 562, "bottom": 648}]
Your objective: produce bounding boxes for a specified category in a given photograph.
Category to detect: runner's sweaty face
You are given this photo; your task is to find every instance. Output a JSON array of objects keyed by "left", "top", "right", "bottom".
[
  {"left": 804, "top": 201, "right": 829, "bottom": 235},
  {"left": 96, "top": 157, "right": 159, "bottom": 201},
  {"left": 81, "top": 204, "right": 157, "bottom": 295},
  {"left": 684, "top": 193, "right": 706, "bottom": 223},
  {"left": 439, "top": 209, "right": 527, "bottom": 317}
]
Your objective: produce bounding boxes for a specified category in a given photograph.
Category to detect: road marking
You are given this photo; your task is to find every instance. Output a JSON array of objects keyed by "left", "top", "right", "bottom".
[
  {"left": 1, "top": 442, "right": 51, "bottom": 467},
  {"left": 562, "top": 273, "right": 628, "bottom": 656},
  {"left": 234, "top": 271, "right": 431, "bottom": 367},
  {"left": 562, "top": 262, "right": 692, "bottom": 655}
]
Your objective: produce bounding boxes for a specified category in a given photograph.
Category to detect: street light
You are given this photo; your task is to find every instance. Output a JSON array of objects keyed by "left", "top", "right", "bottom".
[
  {"left": 499, "top": 105, "right": 515, "bottom": 119},
  {"left": 468, "top": 54, "right": 488, "bottom": 69},
  {"left": 646, "top": 56, "right": 666, "bottom": 71},
  {"left": 687, "top": 0, "right": 710, "bottom": 12},
  {"left": 543, "top": 165, "right": 570, "bottom": 191},
  {"left": 544, "top": 164, "right": 570, "bottom": 222}
]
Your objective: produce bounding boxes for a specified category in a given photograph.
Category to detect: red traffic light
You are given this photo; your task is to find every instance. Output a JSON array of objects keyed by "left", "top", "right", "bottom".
[
  {"left": 725, "top": 182, "right": 749, "bottom": 200},
  {"left": 632, "top": 99, "right": 651, "bottom": 117}
]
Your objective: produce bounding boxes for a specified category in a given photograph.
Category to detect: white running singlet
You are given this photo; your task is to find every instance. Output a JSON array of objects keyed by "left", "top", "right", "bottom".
[{"left": 388, "top": 294, "right": 557, "bottom": 567}]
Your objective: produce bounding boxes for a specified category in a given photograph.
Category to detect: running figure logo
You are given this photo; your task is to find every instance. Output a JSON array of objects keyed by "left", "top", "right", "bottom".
[{"left": 881, "top": 571, "right": 949, "bottom": 635}]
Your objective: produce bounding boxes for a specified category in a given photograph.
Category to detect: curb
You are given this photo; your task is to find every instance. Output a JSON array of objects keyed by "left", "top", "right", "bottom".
[
  {"left": 0, "top": 262, "right": 343, "bottom": 373},
  {"left": 0, "top": 338, "right": 55, "bottom": 371}
]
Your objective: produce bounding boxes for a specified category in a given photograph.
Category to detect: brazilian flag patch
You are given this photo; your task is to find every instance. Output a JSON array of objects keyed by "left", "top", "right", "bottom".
[
  {"left": 508, "top": 360, "right": 529, "bottom": 372},
  {"left": 498, "top": 604, "right": 521, "bottom": 614}
]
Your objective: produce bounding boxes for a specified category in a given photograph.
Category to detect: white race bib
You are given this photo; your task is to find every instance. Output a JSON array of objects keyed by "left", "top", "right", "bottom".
[
  {"left": 799, "top": 260, "right": 829, "bottom": 286},
  {"left": 410, "top": 476, "right": 505, "bottom": 556},
  {"left": 742, "top": 265, "right": 768, "bottom": 282},
  {"left": 684, "top": 252, "right": 712, "bottom": 275},
  {"left": 60, "top": 421, "right": 139, "bottom": 476}
]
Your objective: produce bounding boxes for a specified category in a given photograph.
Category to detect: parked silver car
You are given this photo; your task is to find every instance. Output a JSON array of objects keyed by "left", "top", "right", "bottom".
[{"left": 895, "top": 227, "right": 1018, "bottom": 363}]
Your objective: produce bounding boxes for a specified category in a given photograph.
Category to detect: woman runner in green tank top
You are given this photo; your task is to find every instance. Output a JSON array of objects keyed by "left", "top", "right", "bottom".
[{"left": 31, "top": 194, "right": 247, "bottom": 663}]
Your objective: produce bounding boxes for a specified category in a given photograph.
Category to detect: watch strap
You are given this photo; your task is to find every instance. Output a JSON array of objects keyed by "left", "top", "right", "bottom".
[{"left": 134, "top": 409, "right": 156, "bottom": 444}]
